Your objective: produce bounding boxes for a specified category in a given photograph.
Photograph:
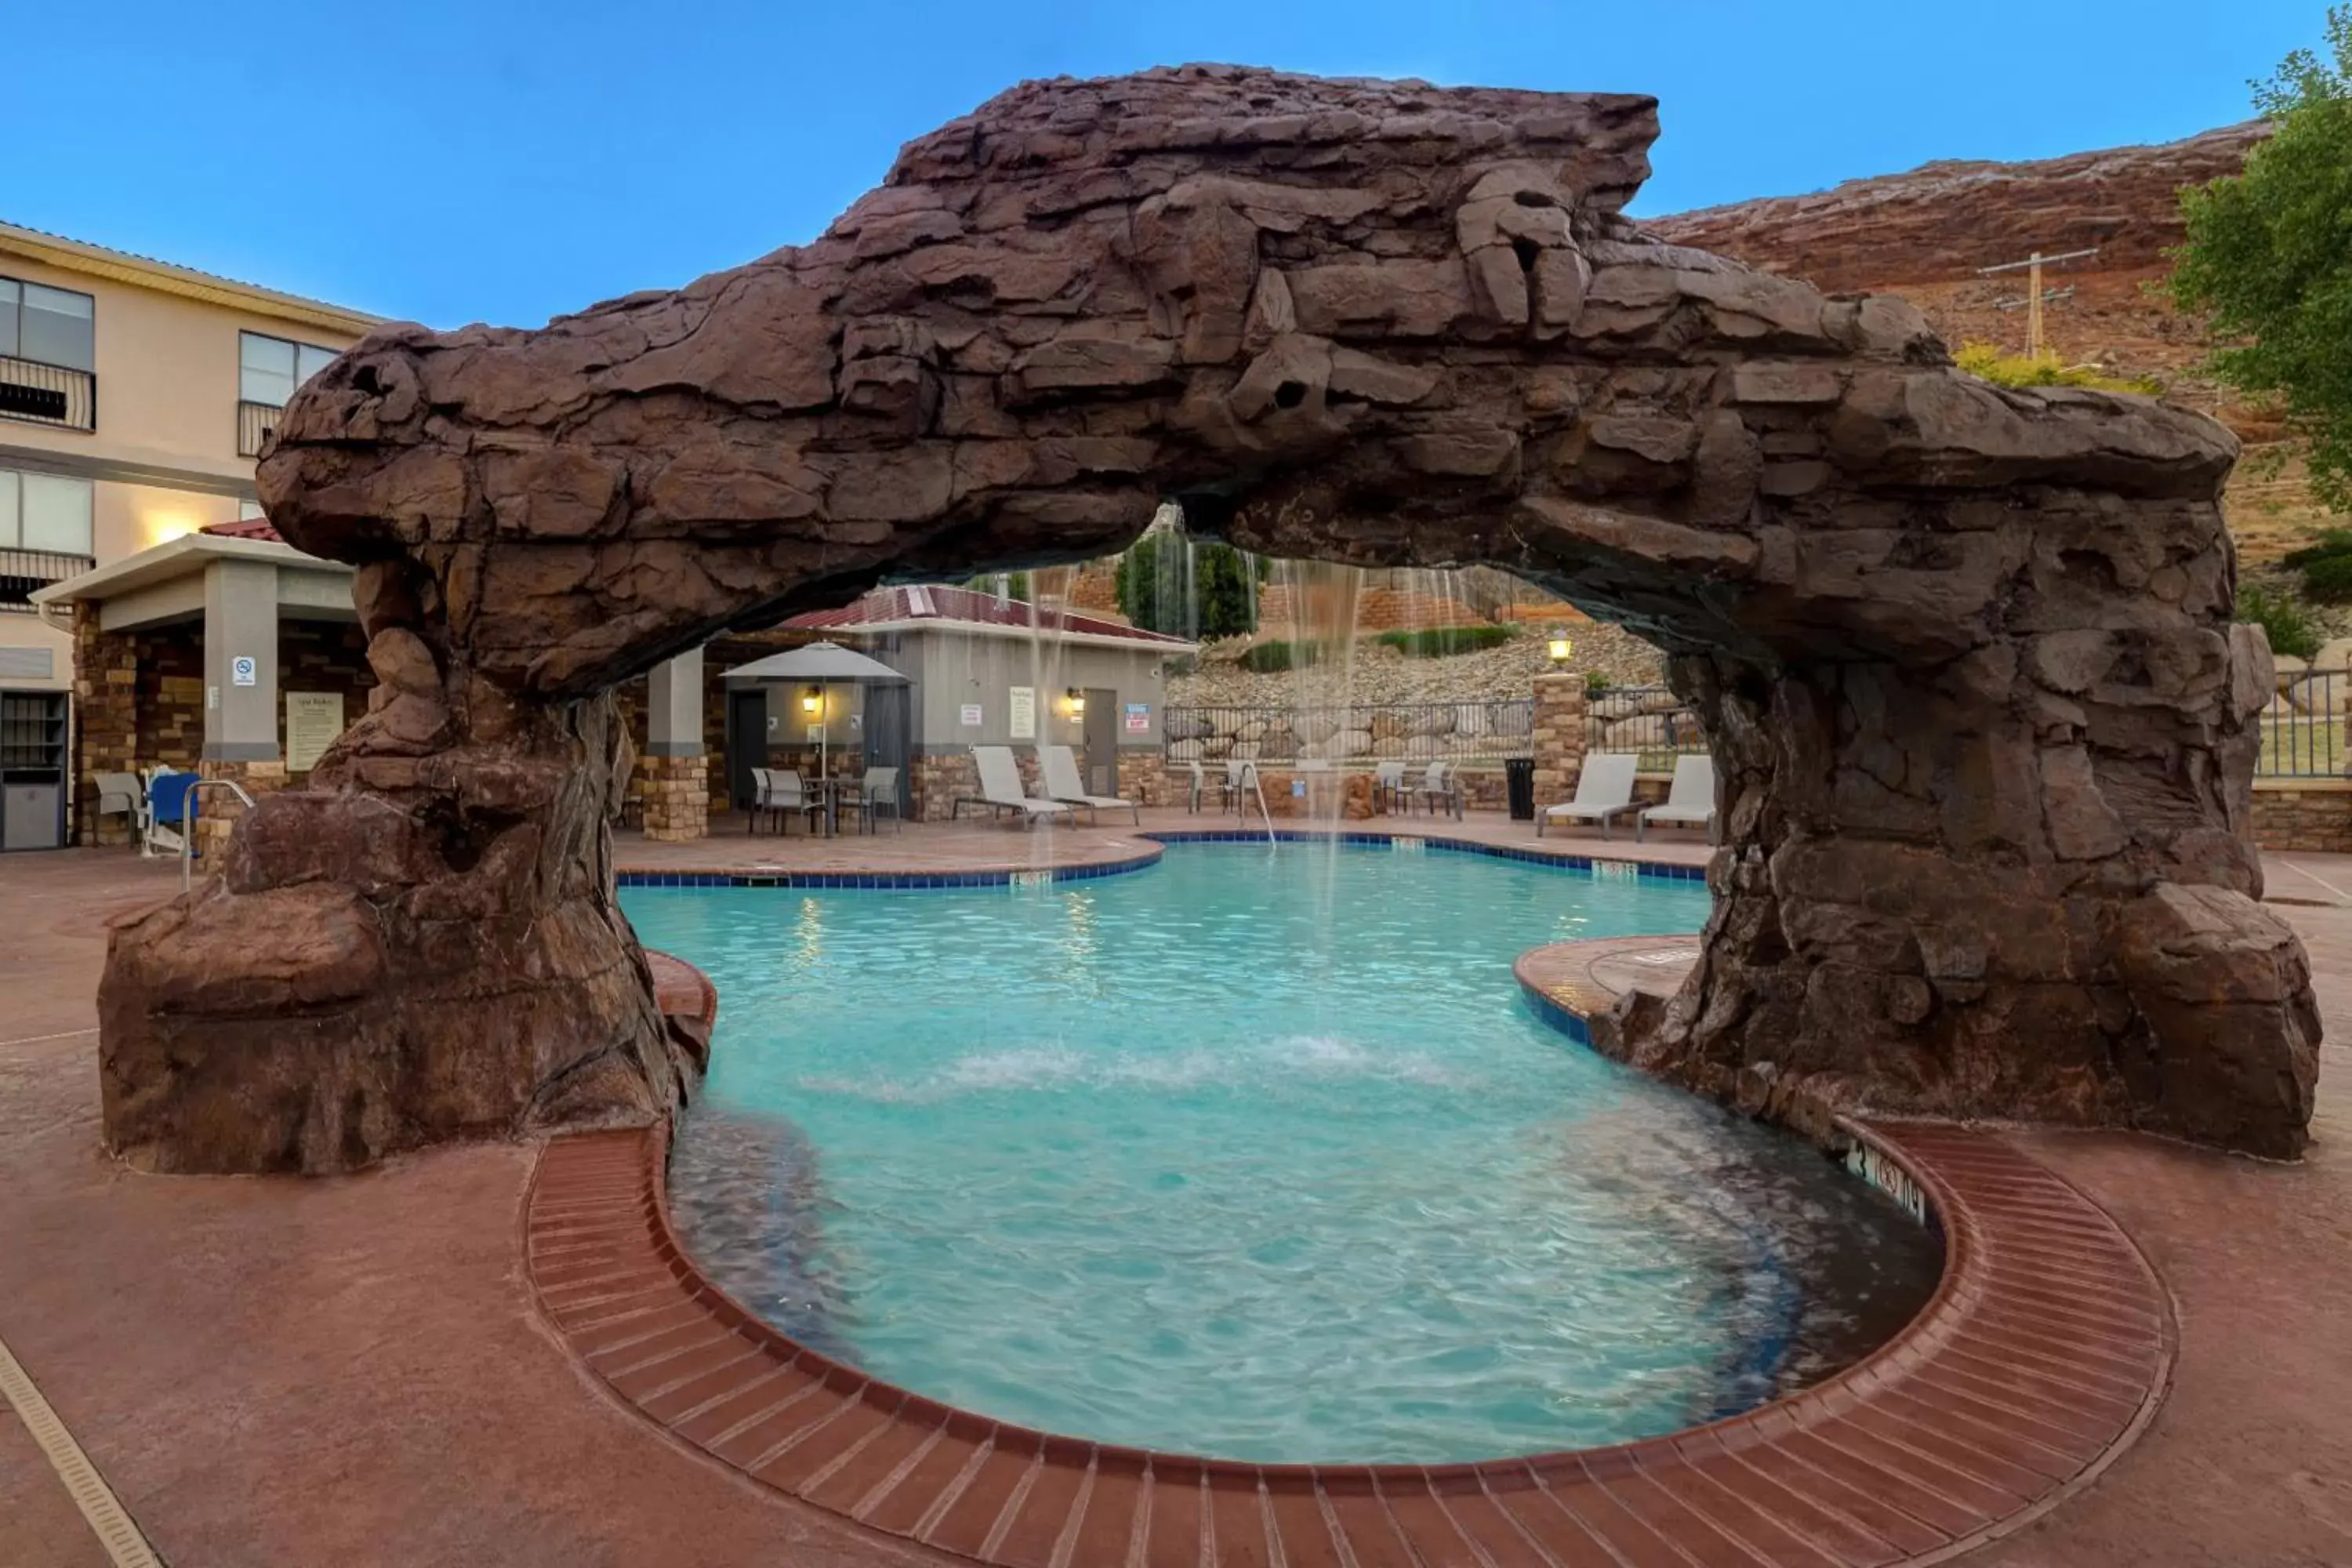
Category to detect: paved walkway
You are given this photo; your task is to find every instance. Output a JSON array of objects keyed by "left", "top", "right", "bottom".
[{"left": 2, "top": 824, "right": 2347, "bottom": 1565}]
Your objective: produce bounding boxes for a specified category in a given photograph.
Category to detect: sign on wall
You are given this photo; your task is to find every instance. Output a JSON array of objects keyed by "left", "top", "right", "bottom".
[
  {"left": 1123, "top": 702, "right": 1149, "bottom": 734},
  {"left": 284, "top": 691, "right": 345, "bottom": 773},
  {"left": 1008, "top": 685, "right": 1036, "bottom": 740},
  {"left": 960, "top": 702, "right": 983, "bottom": 728},
  {"left": 231, "top": 655, "right": 257, "bottom": 688}
]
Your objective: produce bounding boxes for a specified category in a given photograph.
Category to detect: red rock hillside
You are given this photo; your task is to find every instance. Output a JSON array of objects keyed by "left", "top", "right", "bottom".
[{"left": 1647, "top": 122, "right": 2328, "bottom": 563}]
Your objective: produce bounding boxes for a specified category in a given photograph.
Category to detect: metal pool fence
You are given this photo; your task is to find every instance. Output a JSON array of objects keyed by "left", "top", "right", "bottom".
[
  {"left": 2258, "top": 667, "right": 2347, "bottom": 778},
  {"left": 1163, "top": 700, "right": 1534, "bottom": 763},
  {"left": 1585, "top": 686, "right": 1706, "bottom": 770}
]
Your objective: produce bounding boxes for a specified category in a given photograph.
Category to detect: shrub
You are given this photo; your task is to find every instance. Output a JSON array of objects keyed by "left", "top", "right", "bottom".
[
  {"left": 1374, "top": 626, "right": 1515, "bottom": 658},
  {"left": 1584, "top": 670, "right": 1613, "bottom": 697},
  {"left": 2237, "top": 583, "right": 2325, "bottom": 657},
  {"left": 2283, "top": 528, "right": 2352, "bottom": 569},
  {"left": 1237, "top": 638, "right": 1327, "bottom": 673},
  {"left": 1954, "top": 341, "right": 2162, "bottom": 396},
  {"left": 2280, "top": 528, "right": 2352, "bottom": 602},
  {"left": 1116, "top": 535, "right": 1262, "bottom": 640},
  {"left": 2301, "top": 555, "right": 2352, "bottom": 605}
]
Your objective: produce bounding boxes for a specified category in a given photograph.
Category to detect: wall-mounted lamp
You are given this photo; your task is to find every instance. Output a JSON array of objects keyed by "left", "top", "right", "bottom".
[
  {"left": 1065, "top": 688, "right": 1086, "bottom": 717},
  {"left": 1546, "top": 632, "right": 1574, "bottom": 664},
  {"left": 800, "top": 687, "right": 822, "bottom": 714}
]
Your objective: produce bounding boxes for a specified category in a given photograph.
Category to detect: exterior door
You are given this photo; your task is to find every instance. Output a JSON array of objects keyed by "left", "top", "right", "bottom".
[
  {"left": 1083, "top": 687, "right": 1118, "bottom": 795},
  {"left": 725, "top": 688, "right": 768, "bottom": 811},
  {"left": 862, "top": 681, "right": 911, "bottom": 811}
]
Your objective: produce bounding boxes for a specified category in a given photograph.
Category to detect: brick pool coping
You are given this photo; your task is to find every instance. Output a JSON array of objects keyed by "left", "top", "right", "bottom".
[
  {"left": 614, "top": 823, "right": 1708, "bottom": 891},
  {"left": 534, "top": 920, "right": 2174, "bottom": 1567}
]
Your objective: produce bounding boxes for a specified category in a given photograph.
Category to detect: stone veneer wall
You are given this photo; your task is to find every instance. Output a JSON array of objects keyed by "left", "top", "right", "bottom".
[
  {"left": 73, "top": 607, "right": 142, "bottom": 845},
  {"left": 1530, "top": 673, "right": 1589, "bottom": 809},
  {"left": 1257, "top": 583, "right": 1496, "bottom": 635},
  {"left": 2249, "top": 780, "right": 2352, "bottom": 853},
  {"left": 639, "top": 754, "right": 711, "bottom": 840},
  {"left": 69, "top": 609, "right": 372, "bottom": 848},
  {"left": 911, "top": 751, "right": 979, "bottom": 822}
]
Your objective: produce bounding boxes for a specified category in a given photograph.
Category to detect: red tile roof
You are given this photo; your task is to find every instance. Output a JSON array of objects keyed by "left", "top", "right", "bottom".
[
  {"left": 201, "top": 516, "right": 285, "bottom": 543},
  {"left": 783, "top": 584, "right": 1192, "bottom": 644}
]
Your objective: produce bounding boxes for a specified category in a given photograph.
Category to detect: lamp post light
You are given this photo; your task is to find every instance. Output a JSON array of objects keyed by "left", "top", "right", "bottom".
[{"left": 1546, "top": 631, "right": 1573, "bottom": 664}]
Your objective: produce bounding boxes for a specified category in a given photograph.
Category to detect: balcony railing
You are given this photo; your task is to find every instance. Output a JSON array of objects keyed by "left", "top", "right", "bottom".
[
  {"left": 236, "top": 398, "right": 282, "bottom": 458},
  {"left": 0, "top": 354, "right": 96, "bottom": 433},
  {"left": 0, "top": 546, "right": 96, "bottom": 613}
]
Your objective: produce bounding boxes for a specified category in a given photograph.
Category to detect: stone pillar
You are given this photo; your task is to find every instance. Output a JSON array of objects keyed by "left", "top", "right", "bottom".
[
  {"left": 1530, "top": 673, "right": 1588, "bottom": 809},
  {"left": 195, "top": 561, "right": 287, "bottom": 855},
  {"left": 72, "top": 605, "right": 140, "bottom": 844},
  {"left": 202, "top": 559, "right": 280, "bottom": 766},
  {"left": 641, "top": 647, "right": 708, "bottom": 841}
]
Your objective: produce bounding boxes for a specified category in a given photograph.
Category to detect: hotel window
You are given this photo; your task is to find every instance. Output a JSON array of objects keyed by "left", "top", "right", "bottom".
[
  {"left": 238, "top": 331, "right": 337, "bottom": 408},
  {"left": 0, "top": 278, "right": 96, "bottom": 371},
  {"left": 0, "top": 468, "right": 96, "bottom": 556}
]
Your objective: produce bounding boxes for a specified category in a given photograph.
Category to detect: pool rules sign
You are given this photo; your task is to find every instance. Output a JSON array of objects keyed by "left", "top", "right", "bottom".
[{"left": 285, "top": 691, "right": 345, "bottom": 773}]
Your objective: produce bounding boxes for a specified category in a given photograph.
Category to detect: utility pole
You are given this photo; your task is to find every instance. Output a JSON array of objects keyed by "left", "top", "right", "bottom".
[{"left": 1976, "top": 246, "right": 2100, "bottom": 360}]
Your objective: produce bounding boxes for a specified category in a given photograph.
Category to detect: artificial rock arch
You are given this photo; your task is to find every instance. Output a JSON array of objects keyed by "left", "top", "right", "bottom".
[{"left": 99, "top": 67, "right": 2318, "bottom": 1171}]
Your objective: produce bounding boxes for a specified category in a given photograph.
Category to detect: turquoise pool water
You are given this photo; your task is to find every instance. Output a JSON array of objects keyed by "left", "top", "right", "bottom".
[{"left": 625, "top": 842, "right": 1939, "bottom": 1464}]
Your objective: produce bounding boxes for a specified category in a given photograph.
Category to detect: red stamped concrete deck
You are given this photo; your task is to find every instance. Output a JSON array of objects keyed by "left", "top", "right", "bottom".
[
  {"left": 9, "top": 840, "right": 2351, "bottom": 1565},
  {"left": 528, "top": 942, "right": 2172, "bottom": 1568}
]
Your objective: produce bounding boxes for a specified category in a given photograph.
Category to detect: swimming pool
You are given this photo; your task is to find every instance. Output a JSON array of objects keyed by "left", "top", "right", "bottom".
[{"left": 623, "top": 841, "right": 1940, "bottom": 1465}]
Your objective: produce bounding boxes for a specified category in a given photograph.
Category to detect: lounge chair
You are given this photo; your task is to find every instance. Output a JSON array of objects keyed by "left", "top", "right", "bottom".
[
  {"left": 1537, "top": 753, "right": 1639, "bottom": 838},
  {"left": 1038, "top": 745, "right": 1138, "bottom": 825},
  {"left": 955, "top": 746, "right": 1072, "bottom": 829},
  {"left": 1639, "top": 754, "right": 1718, "bottom": 843},
  {"left": 1410, "top": 760, "right": 1463, "bottom": 819}
]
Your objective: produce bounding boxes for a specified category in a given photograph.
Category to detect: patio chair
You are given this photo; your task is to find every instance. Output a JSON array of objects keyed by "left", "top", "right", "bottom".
[
  {"left": 1537, "top": 753, "right": 1640, "bottom": 838},
  {"left": 954, "top": 746, "right": 1072, "bottom": 829},
  {"left": 142, "top": 770, "right": 200, "bottom": 859},
  {"left": 754, "top": 768, "right": 822, "bottom": 835},
  {"left": 1639, "top": 754, "right": 1719, "bottom": 843},
  {"left": 93, "top": 771, "right": 142, "bottom": 847},
  {"left": 1372, "top": 760, "right": 1408, "bottom": 815},
  {"left": 1410, "top": 760, "right": 1463, "bottom": 819},
  {"left": 1038, "top": 745, "right": 1138, "bottom": 825},
  {"left": 846, "top": 766, "right": 903, "bottom": 834}
]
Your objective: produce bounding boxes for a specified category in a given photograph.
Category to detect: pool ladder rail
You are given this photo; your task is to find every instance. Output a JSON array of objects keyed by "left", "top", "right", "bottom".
[{"left": 1236, "top": 759, "right": 1276, "bottom": 847}]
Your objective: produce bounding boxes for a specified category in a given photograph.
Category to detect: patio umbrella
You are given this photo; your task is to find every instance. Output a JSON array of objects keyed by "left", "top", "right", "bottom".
[{"left": 723, "top": 640, "right": 909, "bottom": 780}]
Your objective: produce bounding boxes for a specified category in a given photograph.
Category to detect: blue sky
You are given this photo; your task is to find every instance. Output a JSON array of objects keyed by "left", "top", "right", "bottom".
[{"left": 2, "top": 2, "right": 2322, "bottom": 329}]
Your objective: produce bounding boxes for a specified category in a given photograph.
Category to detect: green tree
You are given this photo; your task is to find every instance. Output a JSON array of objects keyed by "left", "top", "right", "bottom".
[
  {"left": 1116, "top": 535, "right": 1261, "bottom": 639},
  {"left": 2173, "top": 7, "right": 2352, "bottom": 510}
]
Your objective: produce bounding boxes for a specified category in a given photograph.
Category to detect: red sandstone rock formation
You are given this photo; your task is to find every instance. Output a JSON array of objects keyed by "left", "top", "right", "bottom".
[
  {"left": 1647, "top": 122, "right": 2267, "bottom": 294},
  {"left": 96, "top": 67, "right": 2317, "bottom": 1171}
]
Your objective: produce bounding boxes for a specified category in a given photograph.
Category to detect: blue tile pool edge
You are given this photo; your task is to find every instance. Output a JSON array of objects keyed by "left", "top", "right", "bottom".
[
  {"left": 1141, "top": 829, "right": 1710, "bottom": 884},
  {"left": 616, "top": 831, "right": 1708, "bottom": 891},
  {"left": 615, "top": 844, "right": 1164, "bottom": 890}
]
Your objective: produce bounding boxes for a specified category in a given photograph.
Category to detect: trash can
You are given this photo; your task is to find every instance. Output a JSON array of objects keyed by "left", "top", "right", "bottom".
[{"left": 1504, "top": 756, "right": 1537, "bottom": 821}]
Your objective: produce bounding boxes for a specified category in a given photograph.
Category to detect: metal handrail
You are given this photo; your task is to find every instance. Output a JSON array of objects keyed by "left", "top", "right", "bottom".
[
  {"left": 1233, "top": 759, "right": 1276, "bottom": 846},
  {"left": 181, "top": 779, "right": 255, "bottom": 890}
]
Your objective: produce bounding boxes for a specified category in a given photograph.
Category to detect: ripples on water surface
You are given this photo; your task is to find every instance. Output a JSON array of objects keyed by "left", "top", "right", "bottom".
[{"left": 630, "top": 843, "right": 1940, "bottom": 1463}]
